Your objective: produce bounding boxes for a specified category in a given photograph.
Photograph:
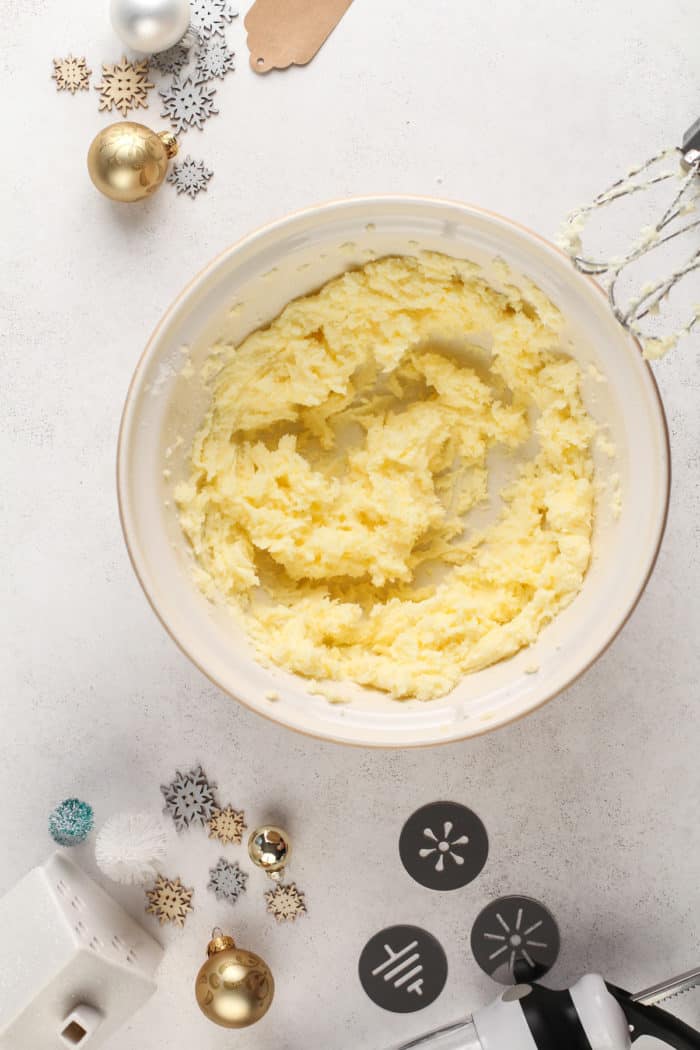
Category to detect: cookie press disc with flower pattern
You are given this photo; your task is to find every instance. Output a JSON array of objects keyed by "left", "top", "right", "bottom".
[{"left": 399, "top": 801, "right": 489, "bottom": 891}]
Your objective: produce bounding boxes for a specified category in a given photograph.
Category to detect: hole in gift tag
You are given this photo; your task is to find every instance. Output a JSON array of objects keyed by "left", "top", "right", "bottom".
[{"left": 61, "top": 1022, "right": 87, "bottom": 1044}]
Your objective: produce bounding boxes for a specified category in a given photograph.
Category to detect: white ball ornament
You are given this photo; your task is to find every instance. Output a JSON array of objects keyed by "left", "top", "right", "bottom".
[
  {"left": 95, "top": 812, "right": 169, "bottom": 885},
  {"left": 110, "top": 0, "right": 191, "bottom": 54}
]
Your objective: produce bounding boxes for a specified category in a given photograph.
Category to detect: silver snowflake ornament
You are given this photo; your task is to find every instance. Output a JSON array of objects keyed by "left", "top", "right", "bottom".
[
  {"left": 160, "top": 76, "right": 218, "bottom": 133},
  {"left": 151, "top": 41, "right": 190, "bottom": 76},
  {"left": 167, "top": 155, "right": 213, "bottom": 198},
  {"left": 208, "top": 857, "right": 248, "bottom": 904},
  {"left": 191, "top": 0, "right": 237, "bottom": 39},
  {"left": 161, "top": 765, "right": 219, "bottom": 831},
  {"left": 195, "top": 35, "right": 235, "bottom": 80}
]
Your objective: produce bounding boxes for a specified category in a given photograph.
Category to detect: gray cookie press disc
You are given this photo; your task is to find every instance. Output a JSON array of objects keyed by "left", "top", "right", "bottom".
[
  {"left": 358, "top": 924, "right": 448, "bottom": 1012},
  {"left": 399, "top": 801, "right": 489, "bottom": 891},
  {"left": 471, "top": 895, "right": 560, "bottom": 985}
]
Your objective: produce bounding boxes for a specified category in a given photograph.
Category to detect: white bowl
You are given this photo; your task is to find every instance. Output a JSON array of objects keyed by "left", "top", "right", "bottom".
[{"left": 118, "top": 197, "right": 670, "bottom": 747}]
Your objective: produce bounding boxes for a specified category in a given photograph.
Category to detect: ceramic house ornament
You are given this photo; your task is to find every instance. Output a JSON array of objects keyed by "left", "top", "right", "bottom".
[{"left": 0, "top": 852, "right": 163, "bottom": 1049}]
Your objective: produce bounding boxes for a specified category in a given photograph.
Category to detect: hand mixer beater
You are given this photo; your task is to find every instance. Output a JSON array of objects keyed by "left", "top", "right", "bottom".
[{"left": 558, "top": 117, "right": 700, "bottom": 358}]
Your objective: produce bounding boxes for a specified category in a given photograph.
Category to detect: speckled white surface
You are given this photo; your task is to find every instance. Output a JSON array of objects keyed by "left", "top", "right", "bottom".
[{"left": 3, "top": 1, "right": 700, "bottom": 1047}]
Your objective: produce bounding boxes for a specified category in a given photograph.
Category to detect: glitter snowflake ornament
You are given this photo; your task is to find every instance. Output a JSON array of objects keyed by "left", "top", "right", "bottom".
[
  {"left": 49, "top": 798, "right": 94, "bottom": 846},
  {"left": 265, "top": 882, "right": 307, "bottom": 923},
  {"left": 191, "top": 0, "right": 237, "bottom": 40},
  {"left": 52, "top": 55, "right": 92, "bottom": 94},
  {"left": 161, "top": 764, "right": 219, "bottom": 831},
  {"left": 145, "top": 874, "right": 194, "bottom": 926},
  {"left": 195, "top": 35, "right": 236, "bottom": 80},
  {"left": 95, "top": 812, "right": 169, "bottom": 885},
  {"left": 208, "top": 858, "right": 248, "bottom": 904},
  {"left": 160, "top": 76, "right": 218, "bottom": 132},
  {"left": 95, "top": 56, "right": 155, "bottom": 117},
  {"left": 151, "top": 41, "right": 191, "bottom": 76},
  {"left": 208, "top": 805, "right": 247, "bottom": 845}
]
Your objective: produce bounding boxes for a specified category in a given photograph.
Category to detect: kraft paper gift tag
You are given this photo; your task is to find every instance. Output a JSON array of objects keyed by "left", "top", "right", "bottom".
[{"left": 245, "top": 0, "right": 353, "bottom": 73}]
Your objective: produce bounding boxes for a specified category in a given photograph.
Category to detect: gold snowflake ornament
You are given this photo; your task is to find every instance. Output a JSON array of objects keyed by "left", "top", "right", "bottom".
[
  {"left": 265, "top": 882, "right": 307, "bottom": 923},
  {"left": 96, "top": 56, "right": 154, "bottom": 118},
  {"left": 208, "top": 806, "right": 247, "bottom": 846},
  {"left": 52, "top": 55, "right": 92, "bottom": 94},
  {"left": 145, "top": 875, "right": 194, "bottom": 927}
]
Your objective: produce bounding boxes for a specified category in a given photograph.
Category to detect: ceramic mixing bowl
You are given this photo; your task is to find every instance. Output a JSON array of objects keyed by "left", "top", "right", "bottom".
[{"left": 118, "top": 197, "right": 670, "bottom": 747}]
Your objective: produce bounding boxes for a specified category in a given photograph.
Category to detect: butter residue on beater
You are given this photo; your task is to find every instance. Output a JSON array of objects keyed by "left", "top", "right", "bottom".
[{"left": 175, "top": 252, "right": 596, "bottom": 701}]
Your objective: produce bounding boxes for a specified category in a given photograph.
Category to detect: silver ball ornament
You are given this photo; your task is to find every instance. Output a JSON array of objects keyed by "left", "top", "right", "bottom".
[{"left": 110, "top": 0, "right": 191, "bottom": 54}]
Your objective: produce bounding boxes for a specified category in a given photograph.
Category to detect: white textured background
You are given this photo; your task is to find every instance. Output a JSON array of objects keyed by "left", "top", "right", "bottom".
[{"left": 2, "top": 1, "right": 700, "bottom": 1047}]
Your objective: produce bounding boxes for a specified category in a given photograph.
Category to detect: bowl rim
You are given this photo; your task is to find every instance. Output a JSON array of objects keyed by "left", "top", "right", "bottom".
[{"left": 116, "top": 193, "right": 671, "bottom": 749}]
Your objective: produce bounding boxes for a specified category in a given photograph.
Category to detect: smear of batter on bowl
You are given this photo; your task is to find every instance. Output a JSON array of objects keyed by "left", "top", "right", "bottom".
[{"left": 176, "top": 253, "right": 596, "bottom": 700}]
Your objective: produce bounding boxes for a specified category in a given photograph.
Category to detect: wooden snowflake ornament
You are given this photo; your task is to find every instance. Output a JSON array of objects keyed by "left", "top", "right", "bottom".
[
  {"left": 145, "top": 875, "right": 194, "bottom": 926},
  {"left": 160, "top": 76, "right": 218, "bottom": 132},
  {"left": 52, "top": 55, "right": 92, "bottom": 94},
  {"left": 161, "top": 765, "right": 219, "bottom": 831},
  {"left": 208, "top": 805, "right": 246, "bottom": 845},
  {"left": 151, "top": 41, "right": 191, "bottom": 76},
  {"left": 207, "top": 858, "right": 248, "bottom": 905},
  {"left": 191, "top": 0, "right": 237, "bottom": 40},
  {"left": 265, "top": 882, "right": 306, "bottom": 923},
  {"left": 96, "top": 56, "right": 155, "bottom": 117},
  {"left": 195, "top": 36, "right": 236, "bottom": 80}
]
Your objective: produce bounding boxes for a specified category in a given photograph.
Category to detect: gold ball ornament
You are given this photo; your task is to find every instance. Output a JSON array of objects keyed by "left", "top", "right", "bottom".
[
  {"left": 248, "top": 825, "right": 291, "bottom": 878},
  {"left": 195, "top": 929, "right": 274, "bottom": 1029},
  {"left": 87, "top": 121, "right": 178, "bottom": 203}
]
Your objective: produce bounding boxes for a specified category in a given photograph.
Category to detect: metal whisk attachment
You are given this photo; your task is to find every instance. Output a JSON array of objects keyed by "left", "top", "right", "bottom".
[{"left": 558, "top": 118, "right": 700, "bottom": 358}]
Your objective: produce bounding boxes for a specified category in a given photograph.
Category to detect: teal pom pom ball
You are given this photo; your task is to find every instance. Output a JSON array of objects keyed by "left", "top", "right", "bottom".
[{"left": 49, "top": 798, "right": 94, "bottom": 846}]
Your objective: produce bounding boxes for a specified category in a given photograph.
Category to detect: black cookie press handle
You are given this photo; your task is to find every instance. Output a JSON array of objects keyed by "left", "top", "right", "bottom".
[{"left": 607, "top": 984, "right": 700, "bottom": 1049}]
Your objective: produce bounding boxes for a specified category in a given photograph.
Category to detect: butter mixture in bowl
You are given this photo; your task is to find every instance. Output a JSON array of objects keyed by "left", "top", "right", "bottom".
[
  {"left": 175, "top": 253, "right": 596, "bottom": 701},
  {"left": 119, "top": 197, "right": 669, "bottom": 744}
]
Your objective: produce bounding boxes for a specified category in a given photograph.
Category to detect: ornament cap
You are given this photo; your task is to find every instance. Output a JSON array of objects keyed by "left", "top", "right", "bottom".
[
  {"left": 207, "top": 928, "right": 236, "bottom": 956},
  {"left": 158, "top": 130, "right": 179, "bottom": 159}
]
